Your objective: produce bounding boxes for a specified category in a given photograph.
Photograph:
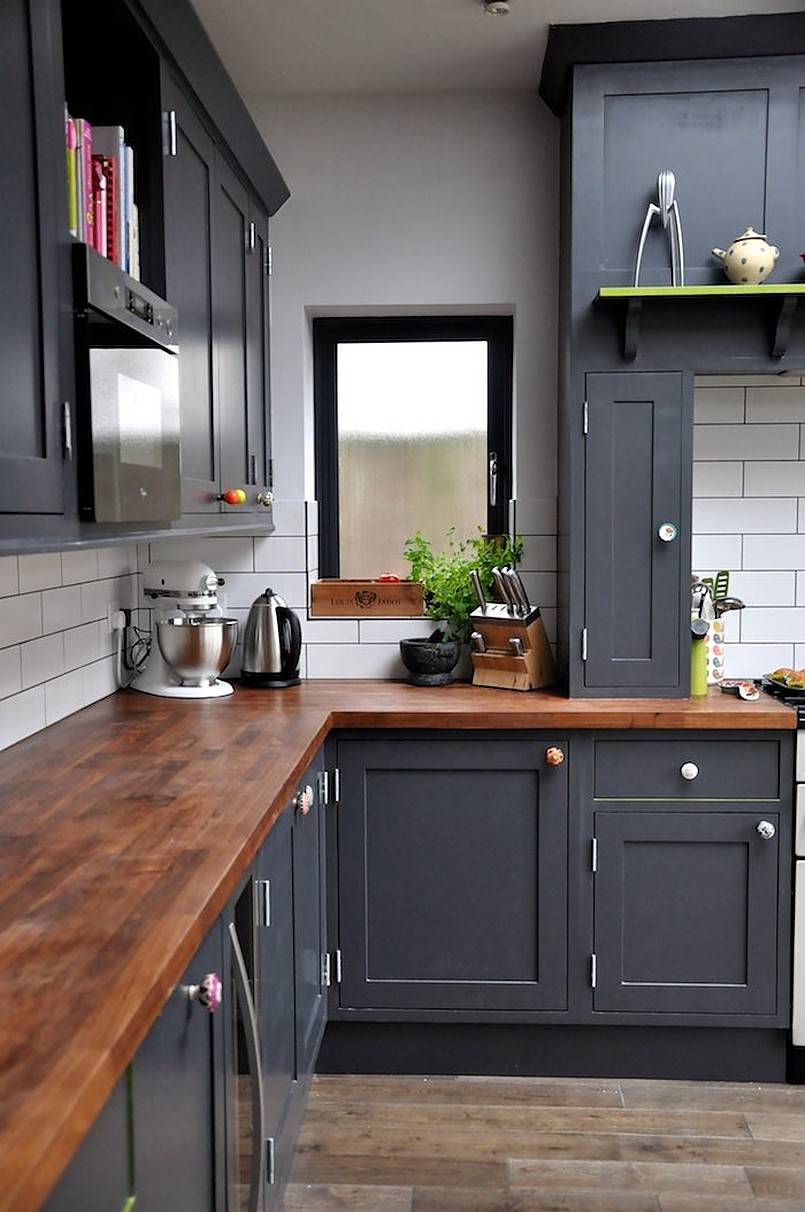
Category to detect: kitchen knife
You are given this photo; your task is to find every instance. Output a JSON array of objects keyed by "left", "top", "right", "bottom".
[
  {"left": 470, "top": 630, "right": 486, "bottom": 653},
  {"left": 509, "top": 567, "right": 532, "bottom": 612},
  {"left": 470, "top": 569, "right": 487, "bottom": 613},
  {"left": 492, "top": 566, "right": 516, "bottom": 614},
  {"left": 503, "top": 566, "right": 529, "bottom": 615}
]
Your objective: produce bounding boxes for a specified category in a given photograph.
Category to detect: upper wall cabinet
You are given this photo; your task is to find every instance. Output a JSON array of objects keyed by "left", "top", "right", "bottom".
[
  {"left": 0, "top": 0, "right": 287, "bottom": 551},
  {"left": 0, "top": 0, "right": 67, "bottom": 517}
]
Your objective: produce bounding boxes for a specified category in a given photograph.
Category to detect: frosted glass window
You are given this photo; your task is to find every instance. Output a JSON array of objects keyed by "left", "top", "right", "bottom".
[{"left": 336, "top": 341, "right": 488, "bottom": 578}]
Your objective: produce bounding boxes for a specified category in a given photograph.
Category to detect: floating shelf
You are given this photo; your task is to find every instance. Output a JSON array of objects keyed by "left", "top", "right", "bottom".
[{"left": 596, "top": 284, "right": 805, "bottom": 360}]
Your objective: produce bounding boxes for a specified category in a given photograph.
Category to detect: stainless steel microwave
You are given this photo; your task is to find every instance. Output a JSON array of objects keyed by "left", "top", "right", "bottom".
[{"left": 73, "top": 245, "right": 180, "bottom": 523}]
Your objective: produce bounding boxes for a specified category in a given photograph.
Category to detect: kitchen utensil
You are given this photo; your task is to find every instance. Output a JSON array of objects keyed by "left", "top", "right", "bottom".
[
  {"left": 508, "top": 567, "right": 532, "bottom": 611},
  {"left": 509, "top": 637, "right": 524, "bottom": 656},
  {"left": 691, "top": 618, "right": 709, "bottom": 697},
  {"left": 133, "top": 560, "right": 236, "bottom": 699},
  {"left": 241, "top": 588, "right": 302, "bottom": 688},
  {"left": 503, "top": 566, "right": 529, "bottom": 615},
  {"left": 634, "top": 169, "right": 685, "bottom": 287},
  {"left": 157, "top": 616, "right": 238, "bottom": 688},
  {"left": 712, "top": 227, "right": 779, "bottom": 284},
  {"left": 470, "top": 631, "right": 486, "bottom": 653},
  {"left": 492, "top": 566, "right": 516, "bottom": 614},
  {"left": 470, "top": 569, "right": 487, "bottom": 613},
  {"left": 714, "top": 596, "right": 744, "bottom": 618}
]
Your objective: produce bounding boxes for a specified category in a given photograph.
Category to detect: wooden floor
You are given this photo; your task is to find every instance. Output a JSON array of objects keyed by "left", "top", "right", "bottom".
[{"left": 284, "top": 1074, "right": 805, "bottom": 1211}]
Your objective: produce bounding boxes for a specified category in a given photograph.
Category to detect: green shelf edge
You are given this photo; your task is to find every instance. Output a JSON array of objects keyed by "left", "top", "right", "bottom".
[{"left": 598, "top": 284, "right": 805, "bottom": 299}]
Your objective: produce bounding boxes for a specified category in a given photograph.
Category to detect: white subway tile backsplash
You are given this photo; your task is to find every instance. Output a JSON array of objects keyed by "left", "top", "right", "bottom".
[
  {"left": 514, "top": 497, "right": 557, "bottom": 536},
  {"left": 44, "top": 669, "right": 85, "bottom": 725},
  {"left": 359, "top": 618, "right": 435, "bottom": 643},
  {"left": 742, "top": 608, "right": 805, "bottom": 643},
  {"left": 97, "top": 545, "right": 138, "bottom": 578},
  {"left": 519, "top": 572, "right": 557, "bottom": 608},
  {"left": 150, "top": 536, "right": 255, "bottom": 573},
  {"left": 693, "top": 387, "right": 745, "bottom": 424},
  {"left": 743, "top": 534, "right": 805, "bottom": 570},
  {"left": 0, "top": 647, "right": 21, "bottom": 700},
  {"left": 693, "top": 497, "right": 797, "bottom": 534},
  {"left": 306, "top": 500, "right": 319, "bottom": 537},
  {"left": 691, "top": 534, "right": 742, "bottom": 572},
  {"left": 694, "top": 424, "right": 799, "bottom": 461},
  {"left": 253, "top": 536, "right": 307, "bottom": 573},
  {"left": 43, "top": 585, "right": 83, "bottom": 634},
  {"left": 0, "top": 685, "right": 45, "bottom": 749},
  {"left": 697, "top": 374, "right": 798, "bottom": 387},
  {"left": 723, "top": 644, "right": 794, "bottom": 679},
  {"left": 746, "top": 386, "right": 805, "bottom": 423},
  {"left": 302, "top": 618, "right": 360, "bottom": 644},
  {"left": 21, "top": 633, "right": 64, "bottom": 689},
  {"left": 306, "top": 642, "right": 405, "bottom": 679},
  {"left": 271, "top": 500, "right": 307, "bottom": 536},
  {"left": 306, "top": 534, "right": 319, "bottom": 574},
  {"left": 0, "top": 593, "right": 43, "bottom": 646},
  {"left": 0, "top": 557, "right": 18, "bottom": 598},
  {"left": 731, "top": 572, "right": 795, "bottom": 607},
  {"left": 222, "top": 571, "right": 308, "bottom": 610},
  {"left": 692, "top": 462, "right": 743, "bottom": 497},
  {"left": 18, "top": 552, "right": 62, "bottom": 592},
  {"left": 85, "top": 656, "right": 117, "bottom": 705},
  {"left": 63, "top": 622, "right": 102, "bottom": 672},
  {"left": 744, "top": 462, "right": 805, "bottom": 497},
  {"left": 520, "top": 536, "right": 557, "bottom": 572},
  {"left": 60, "top": 548, "right": 99, "bottom": 585}
]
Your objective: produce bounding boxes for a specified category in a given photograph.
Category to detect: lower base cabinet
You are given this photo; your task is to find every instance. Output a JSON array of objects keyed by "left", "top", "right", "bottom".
[{"left": 44, "top": 1076, "right": 131, "bottom": 1212}]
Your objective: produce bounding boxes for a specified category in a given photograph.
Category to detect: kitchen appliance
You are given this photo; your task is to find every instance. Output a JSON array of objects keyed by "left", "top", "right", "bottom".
[
  {"left": 132, "top": 560, "right": 237, "bottom": 698},
  {"left": 241, "top": 588, "right": 302, "bottom": 688},
  {"left": 73, "top": 244, "right": 180, "bottom": 523},
  {"left": 468, "top": 566, "right": 556, "bottom": 692},
  {"left": 633, "top": 169, "right": 686, "bottom": 287}
]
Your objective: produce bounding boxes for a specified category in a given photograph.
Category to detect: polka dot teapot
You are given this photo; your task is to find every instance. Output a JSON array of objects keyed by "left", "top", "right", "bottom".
[{"left": 711, "top": 227, "right": 780, "bottom": 285}]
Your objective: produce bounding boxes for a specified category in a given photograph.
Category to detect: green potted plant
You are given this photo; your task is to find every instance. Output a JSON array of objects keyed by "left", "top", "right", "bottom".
[{"left": 399, "top": 529, "right": 523, "bottom": 685}]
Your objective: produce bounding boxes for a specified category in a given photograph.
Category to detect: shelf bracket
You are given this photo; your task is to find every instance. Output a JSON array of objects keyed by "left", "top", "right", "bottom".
[
  {"left": 623, "top": 298, "right": 641, "bottom": 361},
  {"left": 772, "top": 294, "right": 800, "bottom": 360}
]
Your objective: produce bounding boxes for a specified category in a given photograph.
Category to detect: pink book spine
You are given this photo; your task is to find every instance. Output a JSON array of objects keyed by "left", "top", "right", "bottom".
[{"left": 79, "top": 120, "right": 94, "bottom": 247}]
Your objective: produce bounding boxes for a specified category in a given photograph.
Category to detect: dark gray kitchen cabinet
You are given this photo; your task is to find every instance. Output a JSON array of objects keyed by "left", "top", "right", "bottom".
[
  {"left": 583, "top": 371, "right": 688, "bottom": 694},
  {"left": 593, "top": 809, "right": 782, "bottom": 1016},
  {"left": 335, "top": 736, "right": 568, "bottom": 1013},
  {"left": 0, "top": 0, "right": 66, "bottom": 517},
  {"left": 45, "top": 1075, "right": 131, "bottom": 1211},
  {"left": 133, "top": 918, "right": 225, "bottom": 1212},
  {"left": 162, "top": 73, "right": 220, "bottom": 515},
  {"left": 293, "top": 769, "right": 327, "bottom": 1075},
  {"left": 246, "top": 196, "right": 273, "bottom": 502}
]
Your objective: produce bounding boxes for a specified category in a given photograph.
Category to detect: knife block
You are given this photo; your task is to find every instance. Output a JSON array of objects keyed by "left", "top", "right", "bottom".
[{"left": 470, "top": 610, "right": 556, "bottom": 692}]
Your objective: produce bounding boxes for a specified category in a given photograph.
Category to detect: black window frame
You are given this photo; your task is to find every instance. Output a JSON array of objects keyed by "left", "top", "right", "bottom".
[{"left": 313, "top": 315, "right": 513, "bottom": 579}]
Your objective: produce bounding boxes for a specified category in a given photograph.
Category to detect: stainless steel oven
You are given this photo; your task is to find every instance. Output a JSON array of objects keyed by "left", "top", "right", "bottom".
[{"left": 73, "top": 245, "right": 180, "bottom": 523}]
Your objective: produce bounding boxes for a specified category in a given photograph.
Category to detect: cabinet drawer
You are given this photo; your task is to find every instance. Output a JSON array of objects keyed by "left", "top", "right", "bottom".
[{"left": 594, "top": 738, "right": 781, "bottom": 801}]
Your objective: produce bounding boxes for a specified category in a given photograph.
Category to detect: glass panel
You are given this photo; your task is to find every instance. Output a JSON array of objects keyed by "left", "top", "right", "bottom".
[
  {"left": 337, "top": 341, "right": 487, "bottom": 577},
  {"left": 231, "top": 887, "right": 256, "bottom": 1211}
]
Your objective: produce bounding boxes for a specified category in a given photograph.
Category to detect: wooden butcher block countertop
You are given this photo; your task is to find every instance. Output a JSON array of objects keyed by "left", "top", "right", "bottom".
[{"left": 0, "top": 681, "right": 794, "bottom": 1209}]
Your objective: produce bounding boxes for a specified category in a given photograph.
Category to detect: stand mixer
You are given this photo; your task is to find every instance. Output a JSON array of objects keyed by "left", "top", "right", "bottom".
[{"left": 131, "top": 560, "right": 238, "bottom": 699}]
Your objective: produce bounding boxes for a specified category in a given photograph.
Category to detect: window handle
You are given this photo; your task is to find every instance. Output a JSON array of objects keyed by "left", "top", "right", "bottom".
[{"left": 488, "top": 451, "right": 498, "bottom": 508}]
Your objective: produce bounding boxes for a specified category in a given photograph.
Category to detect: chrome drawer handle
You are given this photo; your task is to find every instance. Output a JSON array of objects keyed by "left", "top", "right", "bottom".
[
  {"left": 756, "top": 820, "right": 776, "bottom": 840},
  {"left": 680, "top": 762, "right": 699, "bottom": 780}
]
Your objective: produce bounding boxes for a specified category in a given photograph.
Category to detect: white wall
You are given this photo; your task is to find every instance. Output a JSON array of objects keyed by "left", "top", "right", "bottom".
[
  {"left": 249, "top": 91, "right": 559, "bottom": 509},
  {"left": 692, "top": 374, "right": 805, "bottom": 678}
]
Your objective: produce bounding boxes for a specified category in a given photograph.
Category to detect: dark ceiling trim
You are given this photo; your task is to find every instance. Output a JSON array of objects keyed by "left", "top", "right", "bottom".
[
  {"left": 132, "top": 0, "right": 290, "bottom": 215},
  {"left": 539, "top": 13, "right": 805, "bottom": 116}
]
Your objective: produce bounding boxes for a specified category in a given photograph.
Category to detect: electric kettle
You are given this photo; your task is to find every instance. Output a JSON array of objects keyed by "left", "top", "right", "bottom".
[{"left": 241, "top": 588, "right": 302, "bottom": 688}]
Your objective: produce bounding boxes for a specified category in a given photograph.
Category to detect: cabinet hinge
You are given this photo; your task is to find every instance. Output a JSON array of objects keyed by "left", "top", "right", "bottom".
[
  {"left": 257, "top": 878, "right": 271, "bottom": 928},
  {"left": 332, "top": 767, "right": 341, "bottom": 805},
  {"left": 266, "top": 1137, "right": 275, "bottom": 1185},
  {"left": 591, "top": 837, "right": 598, "bottom": 873},
  {"left": 334, "top": 948, "right": 343, "bottom": 984},
  {"left": 164, "top": 109, "right": 177, "bottom": 157},
  {"left": 581, "top": 627, "right": 588, "bottom": 662},
  {"left": 583, "top": 399, "right": 589, "bottom": 436},
  {"left": 267, "top": 244, "right": 273, "bottom": 276},
  {"left": 321, "top": 952, "right": 331, "bottom": 988},
  {"left": 62, "top": 401, "right": 73, "bottom": 462},
  {"left": 591, "top": 953, "right": 597, "bottom": 989},
  {"left": 318, "top": 769, "right": 330, "bottom": 806},
  {"left": 248, "top": 221, "right": 256, "bottom": 252}
]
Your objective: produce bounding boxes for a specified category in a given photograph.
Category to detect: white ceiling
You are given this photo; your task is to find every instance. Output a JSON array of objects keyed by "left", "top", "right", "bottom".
[{"left": 191, "top": 0, "right": 803, "bottom": 97}]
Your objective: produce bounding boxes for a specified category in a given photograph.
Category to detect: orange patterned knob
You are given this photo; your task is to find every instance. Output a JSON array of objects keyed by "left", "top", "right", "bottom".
[
  {"left": 545, "top": 746, "right": 565, "bottom": 767},
  {"left": 219, "top": 488, "right": 247, "bottom": 505}
]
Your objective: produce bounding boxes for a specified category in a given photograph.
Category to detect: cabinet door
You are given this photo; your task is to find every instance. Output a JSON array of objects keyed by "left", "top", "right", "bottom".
[
  {"left": 293, "top": 770, "right": 327, "bottom": 1075},
  {"left": 134, "top": 919, "right": 224, "bottom": 1212},
  {"left": 0, "top": 0, "right": 65, "bottom": 514},
  {"left": 594, "top": 810, "right": 780, "bottom": 1015},
  {"left": 162, "top": 73, "right": 220, "bottom": 513},
  {"left": 45, "top": 1075, "right": 130, "bottom": 1211},
  {"left": 584, "top": 372, "right": 687, "bottom": 692},
  {"left": 213, "top": 157, "right": 253, "bottom": 511},
  {"left": 246, "top": 198, "right": 272, "bottom": 504},
  {"left": 337, "top": 737, "right": 568, "bottom": 1012},
  {"left": 256, "top": 808, "right": 295, "bottom": 1140}
]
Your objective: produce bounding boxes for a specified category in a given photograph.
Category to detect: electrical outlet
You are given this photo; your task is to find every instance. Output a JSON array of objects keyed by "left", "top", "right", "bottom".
[{"left": 109, "top": 606, "right": 127, "bottom": 632}]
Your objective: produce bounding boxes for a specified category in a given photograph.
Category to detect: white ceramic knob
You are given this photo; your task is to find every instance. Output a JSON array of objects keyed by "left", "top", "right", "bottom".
[
  {"left": 756, "top": 820, "right": 776, "bottom": 840},
  {"left": 658, "top": 522, "right": 678, "bottom": 542},
  {"left": 680, "top": 762, "right": 699, "bottom": 781}
]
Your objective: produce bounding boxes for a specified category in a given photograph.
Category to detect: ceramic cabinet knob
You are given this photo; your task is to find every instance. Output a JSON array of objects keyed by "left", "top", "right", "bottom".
[
  {"left": 295, "top": 785, "right": 314, "bottom": 816},
  {"left": 545, "top": 746, "right": 565, "bottom": 767},
  {"left": 187, "top": 972, "right": 222, "bottom": 1012},
  {"left": 680, "top": 762, "right": 699, "bottom": 781},
  {"left": 756, "top": 820, "right": 776, "bottom": 840}
]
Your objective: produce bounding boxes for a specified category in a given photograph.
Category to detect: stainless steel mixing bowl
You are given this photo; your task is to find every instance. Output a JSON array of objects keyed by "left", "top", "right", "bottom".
[{"left": 156, "top": 616, "right": 238, "bottom": 686}]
